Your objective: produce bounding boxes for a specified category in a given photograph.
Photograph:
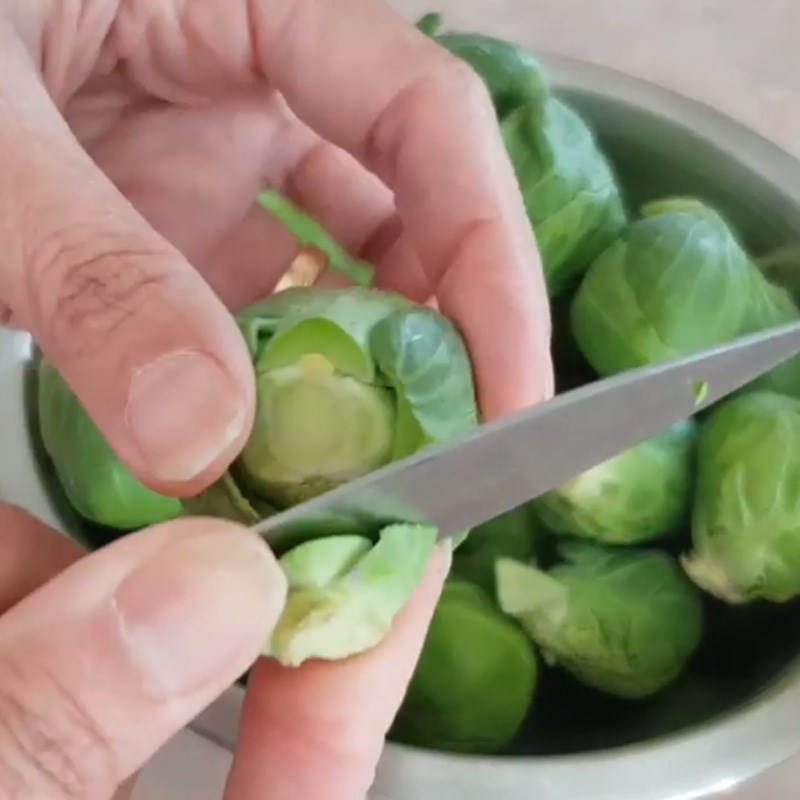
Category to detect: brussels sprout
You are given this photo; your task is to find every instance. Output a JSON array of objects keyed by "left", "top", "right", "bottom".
[
  {"left": 501, "top": 98, "right": 627, "bottom": 298},
  {"left": 452, "top": 504, "right": 540, "bottom": 596},
  {"left": 683, "top": 390, "right": 800, "bottom": 604},
  {"left": 532, "top": 420, "right": 697, "bottom": 545},
  {"left": 36, "top": 359, "right": 183, "bottom": 530},
  {"left": 428, "top": 28, "right": 549, "bottom": 119},
  {"left": 188, "top": 284, "right": 478, "bottom": 515},
  {"left": 737, "top": 269, "right": 800, "bottom": 396},
  {"left": 266, "top": 525, "right": 437, "bottom": 666},
  {"left": 497, "top": 542, "right": 703, "bottom": 699},
  {"left": 570, "top": 198, "right": 755, "bottom": 376},
  {"left": 390, "top": 578, "right": 537, "bottom": 753}
]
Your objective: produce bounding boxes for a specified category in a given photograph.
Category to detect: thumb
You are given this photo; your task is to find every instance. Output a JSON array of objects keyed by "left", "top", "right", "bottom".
[
  {"left": 0, "top": 36, "right": 254, "bottom": 494},
  {"left": 0, "top": 517, "right": 286, "bottom": 800}
]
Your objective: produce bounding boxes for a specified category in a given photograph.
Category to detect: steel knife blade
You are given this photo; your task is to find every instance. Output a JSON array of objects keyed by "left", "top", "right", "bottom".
[{"left": 250, "top": 320, "right": 800, "bottom": 549}]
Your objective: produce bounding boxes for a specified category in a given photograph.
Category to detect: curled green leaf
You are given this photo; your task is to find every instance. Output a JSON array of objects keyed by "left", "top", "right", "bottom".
[{"left": 258, "top": 190, "right": 376, "bottom": 288}]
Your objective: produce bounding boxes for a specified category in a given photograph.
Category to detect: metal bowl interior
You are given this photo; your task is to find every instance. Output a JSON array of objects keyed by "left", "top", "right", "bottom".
[{"left": 2, "top": 52, "right": 800, "bottom": 800}]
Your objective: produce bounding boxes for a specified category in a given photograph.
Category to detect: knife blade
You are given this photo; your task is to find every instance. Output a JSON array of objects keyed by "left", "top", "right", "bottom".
[{"left": 250, "top": 320, "right": 800, "bottom": 549}]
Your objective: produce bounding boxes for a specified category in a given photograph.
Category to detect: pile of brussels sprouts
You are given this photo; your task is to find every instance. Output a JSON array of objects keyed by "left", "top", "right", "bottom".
[
  {"left": 390, "top": 15, "right": 800, "bottom": 753},
  {"left": 33, "top": 13, "right": 800, "bottom": 759}
]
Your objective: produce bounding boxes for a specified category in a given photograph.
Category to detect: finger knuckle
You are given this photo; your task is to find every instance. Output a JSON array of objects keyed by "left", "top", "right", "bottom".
[
  {"left": 364, "top": 52, "right": 493, "bottom": 184},
  {"left": 27, "top": 226, "right": 172, "bottom": 360},
  {"left": 0, "top": 654, "right": 117, "bottom": 798}
]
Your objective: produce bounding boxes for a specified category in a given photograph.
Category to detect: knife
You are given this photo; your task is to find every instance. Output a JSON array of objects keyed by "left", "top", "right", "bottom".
[{"left": 251, "top": 320, "right": 800, "bottom": 550}]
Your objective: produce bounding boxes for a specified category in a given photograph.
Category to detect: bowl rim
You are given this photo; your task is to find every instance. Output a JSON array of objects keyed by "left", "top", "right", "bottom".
[{"left": 3, "top": 51, "right": 800, "bottom": 800}]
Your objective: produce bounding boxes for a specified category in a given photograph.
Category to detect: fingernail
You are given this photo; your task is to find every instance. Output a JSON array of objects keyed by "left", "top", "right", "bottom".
[
  {"left": 126, "top": 352, "right": 247, "bottom": 482},
  {"left": 113, "top": 528, "right": 287, "bottom": 697}
]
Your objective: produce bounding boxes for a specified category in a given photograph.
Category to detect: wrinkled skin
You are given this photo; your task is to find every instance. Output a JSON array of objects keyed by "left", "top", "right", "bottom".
[{"left": 0, "top": 2, "right": 552, "bottom": 799}]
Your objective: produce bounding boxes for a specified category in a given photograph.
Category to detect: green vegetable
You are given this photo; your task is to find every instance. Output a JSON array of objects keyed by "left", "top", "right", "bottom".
[
  {"left": 415, "top": 12, "right": 444, "bottom": 37},
  {"left": 683, "top": 390, "right": 800, "bottom": 604},
  {"left": 266, "top": 525, "right": 437, "bottom": 666},
  {"left": 36, "top": 359, "right": 183, "bottom": 530},
  {"left": 258, "top": 191, "right": 375, "bottom": 288},
  {"left": 390, "top": 578, "right": 537, "bottom": 753},
  {"left": 452, "top": 504, "right": 540, "bottom": 596},
  {"left": 497, "top": 543, "right": 703, "bottom": 699},
  {"left": 189, "top": 285, "right": 478, "bottom": 515},
  {"left": 736, "top": 269, "right": 800, "bottom": 396},
  {"left": 532, "top": 420, "right": 697, "bottom": 545},
  {"left": 435, "top": 34, "right": 549, "bottom": 119},
  {"left": 570, "top": 198, "right": 755, "bottom": 376},
  {"left": 501, "top": 98, "right": 627, "bottom": 298},
  {"left": 416, "top": 13, "right": 549, "bottom": 118}
]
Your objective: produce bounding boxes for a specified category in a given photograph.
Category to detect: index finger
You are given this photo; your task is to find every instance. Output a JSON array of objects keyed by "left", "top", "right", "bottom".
[
  {"left": 252, "top": 0, "right": 553, "bottom": 417},
  {"left": 222, "top": 547, "right": 451, "bottom": 800}
]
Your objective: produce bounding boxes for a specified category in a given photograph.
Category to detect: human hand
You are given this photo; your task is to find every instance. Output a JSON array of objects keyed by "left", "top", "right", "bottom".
[
  {"left": 1, "top": 0, "right": 552, "bottom": 498},
  {"left": 0, "top": 1, "right": 552, "bottom": 797},
  {"left": 0, "top": 503, "right": 451, "bottom": 799}
]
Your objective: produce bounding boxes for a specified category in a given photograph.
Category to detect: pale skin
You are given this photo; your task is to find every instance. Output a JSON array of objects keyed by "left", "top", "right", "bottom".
[{"left": 0, "top": 1, "right": 552, "bottom": 798}]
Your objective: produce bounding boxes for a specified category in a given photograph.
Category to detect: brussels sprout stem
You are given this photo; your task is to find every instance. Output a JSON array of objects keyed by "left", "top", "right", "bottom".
[{"left": 259, "top": 190, "right": 376, "bottom": 288}]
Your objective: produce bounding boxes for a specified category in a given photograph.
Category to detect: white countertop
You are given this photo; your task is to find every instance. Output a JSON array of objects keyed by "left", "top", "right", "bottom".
[{"left": 135, "top": 1, "right": 800, "bottom": 797}]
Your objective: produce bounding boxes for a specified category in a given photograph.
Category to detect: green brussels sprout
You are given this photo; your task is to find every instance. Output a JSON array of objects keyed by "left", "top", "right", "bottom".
[
  {"left": 683, "top": 390, "right": 800, "bottom": 604},
  {"left": 37, "top": 191, "right": 479, "bottom": 668},
  {"left": 497, "top": 542, "right": 703, "bottom": 699},
  {"left": 570, "top": 198, "right": 755, "bottom": 376},
  {"left": 266, "top": 525, "right": 438, "bottom": 666},
  {"left": 36, "top": 359, "right": 183, "bottom": 530},
  {"left": 423, "top": 23, "right": 550, "bottom": 118},
  {"left": 390, "top": 578, "right": 537, "bottom": 753},
  {"left": 501, "top": 98, "right": 627, "bottom": 298},
  {"left": 736, "top": 269, "right": 800, "bottom": 396},
  {"left": 532, "top": 420, "right": 697, "bottom": 545},
  {"left": 452, "top": 504, "right": 540, "bottom": 596},
  {"left": 193, "top": 283, "right": 478, "bottom": 514}
]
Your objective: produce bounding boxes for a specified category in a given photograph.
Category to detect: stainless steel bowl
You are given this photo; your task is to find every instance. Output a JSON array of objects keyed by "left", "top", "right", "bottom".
[{"left": 3, "top": 53, "right": 800, "bottom": 800}]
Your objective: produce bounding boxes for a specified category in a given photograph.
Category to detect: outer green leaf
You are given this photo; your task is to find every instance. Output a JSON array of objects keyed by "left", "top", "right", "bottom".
[
  {"left": 370, "top": 306, "right": 479, "bottom": 445},
  {"left": 258, "top": 191, "right": 375, "bottom": 288},
  {"left": 181, "top": 471, "right": 264, "bottom": 524},
  {"left": 415, "top": 12, "right": 444, "bottom": 36},
  {"left": 497, "top": 545, "right": 703, "bottom": 699},
  {"left": 36, "top": 358, "right": 183, "bottom": 530},
  {"left": 501, "top": 98, "right": 627, "bottom": 298},
  {"left": 264, "top": 524, "right": 437, "bottom": 666},
  {"left": 683, "top": 390, "right": 800, "bottom": 604}
]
